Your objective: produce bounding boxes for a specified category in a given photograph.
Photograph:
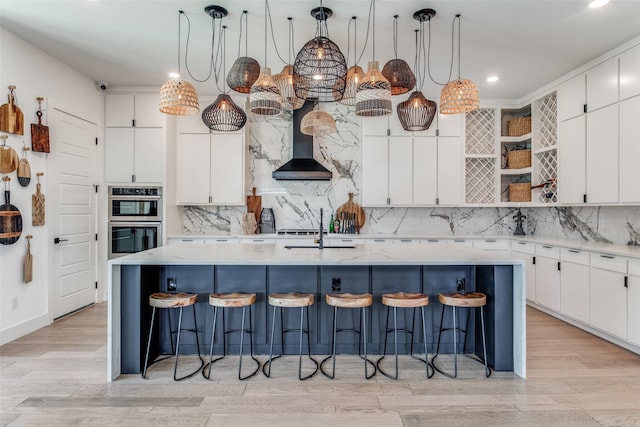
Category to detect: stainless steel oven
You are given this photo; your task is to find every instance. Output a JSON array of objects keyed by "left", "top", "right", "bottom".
[
  {"left": 108, "top": 186, "right": 162, "bottom": 222},
  {"left": 108, "top": 221, "right": 162, "bottom": 258}
]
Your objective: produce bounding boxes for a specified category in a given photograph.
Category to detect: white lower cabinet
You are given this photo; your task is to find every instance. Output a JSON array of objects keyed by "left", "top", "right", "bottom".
[
  {"left": 559, "top": 249, "right": 590, "bottom": 324},
  {"left": 628, "top": 260, "right": 640, "bottom": 347},
  {"left": 512, "top": 241, "right": 536, "bottom": 302},
  {"left": 590, "top": 255, "right": 628, "bottom": 340},
  {"left": 534, "top": 245, "right": 561, "bottom": 311}
]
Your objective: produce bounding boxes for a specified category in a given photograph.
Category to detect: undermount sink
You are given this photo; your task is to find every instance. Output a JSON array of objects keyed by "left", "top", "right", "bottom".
[{"left": 284, "top": 245, "right": 356, "bottom": 249}]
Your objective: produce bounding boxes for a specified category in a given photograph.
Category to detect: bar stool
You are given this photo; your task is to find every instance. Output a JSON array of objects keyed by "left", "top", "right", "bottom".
[
  {"left": 262, "top": 292, "right": 319, "bottom": 380},
  {"left": 142, "top": 292, "right": 204, "bottom": 380},
  {"left": 432, "top": 292, "right": 491, "bottom": 378},
  {"left": 203, "top": 292, "right": 260, "bottom": 380},
  {"left": 377, "top": 292, "right": 434, "bottom": 380},
  {"left": 320, "top": 293, "right": 376, "bottom": 379}
]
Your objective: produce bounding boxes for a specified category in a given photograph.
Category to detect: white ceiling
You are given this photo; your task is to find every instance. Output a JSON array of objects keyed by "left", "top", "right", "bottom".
[{"left": 2, "top": 0, "right": 640, "bottom": 100}]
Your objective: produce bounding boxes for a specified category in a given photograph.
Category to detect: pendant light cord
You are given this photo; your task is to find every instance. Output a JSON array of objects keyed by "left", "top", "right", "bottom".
[
  {"left": 177, "top": 11, "right": 182, "bottom": 77},
  {"left": 372, "top": 0, "right": 376, "bottom": 61},
  {"left": 355, "top": 1, "right": 373, "bottom": 66},
  {"left": 266, "top": 0, "right": 288, "bottom": 65},
  {"left": 237, "top": 11, "right": 247, "bottom": 58},
  {"left": 393, "top": 15, "right": 398, "bottom": 60},
  {"left": 221, "top": 26, "right": 227, "bottom": 94},
  {"left": 182, "top": 10, "right": 224, "bottom": 83},
  {"left": 426, "top": 14, "right": 457, "bottom": 86}
]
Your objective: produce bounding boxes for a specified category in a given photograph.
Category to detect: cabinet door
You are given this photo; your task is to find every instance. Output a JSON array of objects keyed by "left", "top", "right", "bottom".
[
  {"left": 587, "top": 58, "right": 618, "bottom": 112},
  {"left": 560, "top": 261, "right": 590, "bottom": 324},
  {"left": 628, "top": 273, "right": 640, "bottom": 347},
  {"left": 362, "top": 137, "right": 389, "bottom": 206},
  {"left": 512, "top": 250, "right": 536, "bottom": 302},
  {"left": 557, "top": 74, "right": 586, "bottom": 122},
  {"left": 177, "top": 98, "right": 213, "bottom": 134},
  {"left": 388, "top": 136, "right": 413, "bottom": 205},
  {"left": 361, "top": 116, "right": 389, "bottom": 137},
  {"left": 105, "top": 127, "right": 134, "bottom": 182},
  {"left": 210, "top": 133, "right": 245, "bottom": 205},
  {"left": 620, "top": 97, "right": 640, "bottom": 203},
  {"left": 412, "top": 136, "right": 437, "bottom": 205},
  {"left": 437, "top": 136, "right": 463, "bottom": 205},
  {"left": 590, "top": 268, "right": 627, "bottom": 339},
  {"left": 133, "top": 128, "right": 164, "bottom": 183},
  {"left": 586, "top": 104, "right": 618, "bottom": 203},
  {"left": 134, "top": 94, "right": 164, "bottom": 128},
  {"left": 620, "top": 44, "right": 640, "bottom": 101},
  {"left": 558, "top": 116, "right": 586, "bottom": 203},
  {"left": 176, "top": 134, "right": 211, "bottom": 204},
  {"left": 536, "top": 256, "right": 560, "bottom": 311},
  {"left": 105, "top": 94, "right": 134, "bottom": 127},
  {"left": 437, "top": 111, "right": 462, "bottom": 137}
]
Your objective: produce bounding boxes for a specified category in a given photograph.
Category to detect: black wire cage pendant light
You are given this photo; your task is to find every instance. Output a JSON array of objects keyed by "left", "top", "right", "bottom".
[
  {"left": 202, "top": 25, "right": 247, "bottom": 132},
  {"left": 293, "top": 5, "right": 348, "bottom": 102},
  {"left": 397, "top": 10, "right": 437, "bottom": 131}
]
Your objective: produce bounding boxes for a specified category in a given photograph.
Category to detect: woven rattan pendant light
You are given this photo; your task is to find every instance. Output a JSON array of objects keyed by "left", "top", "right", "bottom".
[
  {"left": 356, "top": 0, "right": 392, "bottom": 117},
  {"left": 440, "top": 15, "right": 479, "bottom": 114},
  {"left": 202, "top": 26, "right": 247, "bottom": 131},
  {"left": 301, "top": 109, "right": 337, "bottom": 137},
  {"left": 382, "top": 15, "right": 416, "bottom": 96},
  {"left": 273, "top": 18, "right": 305, "bottom": 110},
  {"left": 159, "top": 10, "right": 201, "bottom": 115},
  {"left": 339, "top": 17, "right": 364, "bottom": 107},
  {"left": 227, "top": 11, "right": 260, "bottom": 94},
  {"left": 293, "top": 4, "right": 347, "bottom": 102},
  {"left": 250, "top": 0, "right": 282, "bottom": 115},
  {"left": 397, "top": 13, "right": 437, "bottom": 131}
]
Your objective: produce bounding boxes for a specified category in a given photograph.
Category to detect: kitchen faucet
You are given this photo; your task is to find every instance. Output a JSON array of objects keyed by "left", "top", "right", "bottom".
[{"left": 316, "top": 208, "right": 324, "bottom": 249}]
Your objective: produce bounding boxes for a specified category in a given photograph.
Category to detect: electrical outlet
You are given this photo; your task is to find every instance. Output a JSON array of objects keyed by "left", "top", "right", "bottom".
[
  {"left": 11, "top": 296, "right": 18, "bottom": 310},
  {"left": 331, "top": 278, "right": 341, "bottom": 292},
  {"left": 168, "top": 277, "right": 177, "bottom": 292},
  {"left": 456, "top": 278, "right": 466, "bottom": 293}
]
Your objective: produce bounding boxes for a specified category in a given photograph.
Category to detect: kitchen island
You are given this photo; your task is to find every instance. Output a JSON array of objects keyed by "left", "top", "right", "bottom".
[{"left": 107, "top": 242, "right": 525, "bottom": 380}]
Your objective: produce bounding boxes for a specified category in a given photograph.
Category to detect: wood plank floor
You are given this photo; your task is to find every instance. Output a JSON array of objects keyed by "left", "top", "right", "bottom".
[{"left": 1, "top": 303, "right": 640, "bottom": 426}]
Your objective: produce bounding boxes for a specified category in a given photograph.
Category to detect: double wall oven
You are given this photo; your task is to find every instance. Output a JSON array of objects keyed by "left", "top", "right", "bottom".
[{"left": 108, "top": 186, "right": 162, "bottom": 258}]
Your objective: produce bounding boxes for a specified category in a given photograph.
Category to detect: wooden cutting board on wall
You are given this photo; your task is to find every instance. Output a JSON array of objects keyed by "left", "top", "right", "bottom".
[
  {"left": 336, "top": 193, "right": 366, "bottom": 233},
  {"left": 246, "top": 187, "right": 261, "bottom": 229}
]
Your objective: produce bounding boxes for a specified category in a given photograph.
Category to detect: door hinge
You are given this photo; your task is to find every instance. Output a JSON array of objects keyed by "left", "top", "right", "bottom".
[
  {"left": 532, "top": 256, "right": 536, "bottom": 265},
  {"left": 95, "top": 137, "right": 98, "bottom": 145},
  {"left": 436, "top": 129, "right": 440, "bottom": 137},
  {"left": 583, "top": 104, "right": 587, "bottom": 114},
  {"left": 557, "top": 261, "right": 561, "bottom": 271},
  {"left": 624, "top": 276, "right": 628, "bottom": 288},
  {"left": 132, "top": 119, "right": 136, "bottom": 127},
  {"left": 386, "top": 129, "right": 390, "bottom": 136},
  {"left": 95, "top": 233, "right": 98, "bottom": 241},
  {"left": 583, "top": 194, "right": 587, "bottom": 203},
  {"left": 95, "top": 281, "right": 98, "bottom": 289}
]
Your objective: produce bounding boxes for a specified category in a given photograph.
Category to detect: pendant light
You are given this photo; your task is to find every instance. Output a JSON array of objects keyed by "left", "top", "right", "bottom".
[
  {"left": 301, "top": 109, "right": 337, "bottom": 137},
  {"left": 339, "top": 17, "right": 365, "bottom": 107},
  {"left": 201, "top": 26, "right": 247, "bottom": 132},
  {"left": 382, "top": 15, "right": 416, "bottom": 96},
  {"left": 293, "top": 3, "right": 348, "bottom": 102},
  {"left": 250, "top": 0, "right": 282, "bottom": 115},
  {"left": 355, "top": 0, "right": 392, "bottom": 117},
  {"left": 227, "top": 11, "right": 260, "bottom": 94},
  {"left": 159, "top": 10, "right": 200, "bottom": 115},
  {"left": 273, "top": 18, "right": 305, "bottom": 110},
  {"left": 440, "top": 14, "right": 479, "bottom": 114},
  {"left": 396, "top": 11, "right": 437, "bottom": 131}
]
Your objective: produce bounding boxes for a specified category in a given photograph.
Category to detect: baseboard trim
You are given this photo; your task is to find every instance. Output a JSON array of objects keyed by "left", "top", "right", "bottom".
[{"left": 0, "top": 313, "right": 51, "bottom": 346}]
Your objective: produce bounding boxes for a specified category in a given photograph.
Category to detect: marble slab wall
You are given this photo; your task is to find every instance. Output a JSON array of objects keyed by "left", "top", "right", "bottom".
[{"left": 182, "top": 104, "right": 640, "bottom": 247}]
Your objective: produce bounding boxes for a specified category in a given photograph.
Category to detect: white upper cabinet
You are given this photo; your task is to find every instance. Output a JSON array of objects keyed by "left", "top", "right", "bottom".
[
  {"left": 412, "top": 137, "right": 438, "bottom": 205},
  {"left": 557, "top": 74, "right": 586, "bottom": 122},
  {"left": 558, "top": 115, "right": 586, "bottom": 204},
  {"left": 620, "top": 44, "right": 640, "bottom": 100},
  {"left": 586, "top": 104, "right": 618, "bottom": 204},
  {"left": 586, "top": 57, "right": 619, "bottom": 112},
  {"left": 620, "top": 96, "right": 640, "bottom": 203},
  {"left": 387, "top": 136, "right": 414, "bottom": 205},
  {"left": 361, "top": 136, "right": 390, "bottom": 206},
  {"left": 104, "top": 127, "right": 164, "bottom": 183},
  {"left": 105, "top": 93, "right": 164, "bottom": 128},
  {"left": 436, "top": 136, "right": 464, "bottom": 205},
  {"left": 177, "top": 96, "right": 247, "bottom": 134},
  {"left": 437, "top": 111, "right": 462, "bottom": 137}
]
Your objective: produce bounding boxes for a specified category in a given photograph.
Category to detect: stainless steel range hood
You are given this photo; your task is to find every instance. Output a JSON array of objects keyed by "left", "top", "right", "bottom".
[{"left": 272, "top": 100, "right": 333, "bottom": 181}]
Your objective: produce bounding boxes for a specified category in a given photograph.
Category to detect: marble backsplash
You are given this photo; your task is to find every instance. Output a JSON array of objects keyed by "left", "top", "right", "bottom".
[{"left": 181, "top": 103, "right": 640, "bottom": 247}]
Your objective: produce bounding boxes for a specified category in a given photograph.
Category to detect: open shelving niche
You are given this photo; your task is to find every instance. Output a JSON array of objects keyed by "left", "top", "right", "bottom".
[{"left": 500, "top": 105, "right": 532, "bottom": 203}]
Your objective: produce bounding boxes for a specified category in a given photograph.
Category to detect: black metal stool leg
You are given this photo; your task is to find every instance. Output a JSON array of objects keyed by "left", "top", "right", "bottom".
[
  {"left": 240, "top": 304, "right": 260, "bottom": 380},
  {"left": 481, "top": 306, "right": 491, "bottom": 377},
  {"left": 300, "top": 305, "right": 319, "bottom": 380},
  {"left": 142, "top": 306, "right": 157, "bottom": 378},
  {"left": 203, "top": 305, "right": 218, "bottom": 379},
  {"left": 362, "top": 306, "right": 376, "bottom": 379},
  {"left": 453, "top": 305, "right": 458, "bottom": 378},
  {"left": 263, "top": 305, "right": 278, "bottom": 377},
  {"left": 420, "top": 306, "right": 434, "bottom": 378},
  {"left": 320, "top": 306, "right": 338, "bottom": 379},
  {"left": 376, "top": 305, "right": 393, "bottom": 378}
]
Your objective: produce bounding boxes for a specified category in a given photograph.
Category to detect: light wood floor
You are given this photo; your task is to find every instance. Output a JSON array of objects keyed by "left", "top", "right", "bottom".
[{"left": 1, "top": 304, "right": 640, "bottom": 426}]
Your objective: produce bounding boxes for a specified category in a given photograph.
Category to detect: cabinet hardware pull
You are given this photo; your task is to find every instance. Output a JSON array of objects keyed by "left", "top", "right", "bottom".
[
  {"left": 568, "top": 249, "right": 580, "bottom": 253},
  {"left": 600, "top": 255, "right": 615, "bottom": 259},
  {"left": 435, "top": 197, "right": 440, "bottom": 205},
  {"left": 454, "top": 239, "right": 465, "bottom": 243},
  {"left": 557, "top": 261, "right": 561, "bottom": 271},
  {"left": 583, "top": 104, "right": 587, "bottom": 114},
  {"left": 216, "top": 239, "right": 228, "bottom": 242},
  {"left": 542, "top": 245, "right": 552, "bottom": 249},
  {"left": 374, "top": 239, "right": 385, "bottom": 242},
  {"left": 253, "top": 239, "right": 264, "bottom": 242},
  {"left": 518, "top": 241, "right": 526, "bottom": 245},
  {"left": 624, "top": 276, "right": 628, "bottom": 288},
  {"left": 387, "top": 197, "right": 391, "bottom": 205},
  {"left": 400, "top": 239, "right": 411, "bottom": 242},
  {"left": 583, "top": 194, "right": 587, "bottom": 203},
  {"left": 132, "top": 174, "right": 136, "bottom": 183},
  {"left": 342, "top": 239, "right": 353, "bottom": 243},
  {"left": 532, "top": 256, "right": 536, "bottom": 265},
  {"left": 485, "top": 239, "right": 496, "bottom": 243},
  {"left": 428, "top": 239, "right": 438, "bottom": 243}
]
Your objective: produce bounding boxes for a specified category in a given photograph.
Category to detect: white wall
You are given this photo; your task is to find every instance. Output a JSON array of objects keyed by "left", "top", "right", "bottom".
[{"left": 0, "top": 27, "right": 104, "bottom": 344}]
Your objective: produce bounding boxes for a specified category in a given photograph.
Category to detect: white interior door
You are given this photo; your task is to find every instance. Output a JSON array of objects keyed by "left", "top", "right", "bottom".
[{"left": 50, "top": 109, "right": 97, "bottom": 319}]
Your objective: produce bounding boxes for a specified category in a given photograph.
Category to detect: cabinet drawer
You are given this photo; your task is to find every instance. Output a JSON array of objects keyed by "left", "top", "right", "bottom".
[
  {"left": 591, "top": 254, "right": 627, "bottom": 273},
  {"left": 473, "top": 239, "right": 509, "bottom": 251},
  {"left": 629, "top": 259, "right": 640, "bottom": 276},
  {"left": 536, "top": 244, "right": 560, "bottom": 258},
  {"left": 513, "top": 240, "right": 535, "bottom": 255},
  {"left": 561, "top": 248, "right": 590, "bottom": 266}
]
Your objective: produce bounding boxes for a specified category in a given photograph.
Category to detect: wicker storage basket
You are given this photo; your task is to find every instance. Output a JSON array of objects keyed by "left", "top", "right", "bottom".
[
  {"left": 507, "top": 149, "right": 531, "bottom": 169},
  {"left": 509, "top": 183, "right": 531, "bottom": 202},
  {"left": 507, "top": 117, "right": 531, "bottom": 136}
]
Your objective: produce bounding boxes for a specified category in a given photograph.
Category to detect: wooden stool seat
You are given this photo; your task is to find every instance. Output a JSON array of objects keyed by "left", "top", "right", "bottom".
[
  {"left": 438, "top": 292, "right": 486, "bottom": 308},
  {"left": 149, "top": 292, "right": 198, "bottom": 309},
  {"left": 269, "top": 292, "right": 315, "bottom": 308},
  {"left": 382, "top": 292, "right": 429, "bottom": 308},
  {"left": 209, "top": 292, "right": 256, "bottom": 307},
  {"left": 325, "top": 293, "right": 372, "bottom": 308}
]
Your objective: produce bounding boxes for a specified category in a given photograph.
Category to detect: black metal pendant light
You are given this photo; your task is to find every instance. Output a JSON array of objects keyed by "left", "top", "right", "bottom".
[
  {"left": 293, "top": 4, "right": 347, "bottom": 102},
  {"left": 382, "top": 15, "right": 416, "bottom": 96},
  {"left": 227, "top": 11, "right": 260, "bottom": 94}
]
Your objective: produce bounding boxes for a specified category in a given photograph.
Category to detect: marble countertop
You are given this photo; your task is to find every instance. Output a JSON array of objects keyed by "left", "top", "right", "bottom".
[{"left": 109, "top": 241, "right": 521, "bottom": 266}]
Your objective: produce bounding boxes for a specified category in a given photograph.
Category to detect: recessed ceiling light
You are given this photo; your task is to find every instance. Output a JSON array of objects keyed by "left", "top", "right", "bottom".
[
  {"left": 486, "top": 76, "right": 499, "bottom": 83},
  {"left": 168, "top": 72, "right": 180, "bottom": 79},
  {"left": 589, "top": 0, "right": 610, "bottom": 8}
]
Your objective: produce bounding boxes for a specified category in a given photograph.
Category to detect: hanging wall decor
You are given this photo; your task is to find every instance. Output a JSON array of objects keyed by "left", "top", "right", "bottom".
[
  {"left": 31, "top": 97, "right": 50, "bottom": 152},
  {"left": 17, "top": 145, "right": 31, "bottom": 187},
  {"left": 0, "top": 86, "right": 24, "bottom": 135},
  {"left": 0, "top": 135, "right": 19, "bottom": 174},
  {"left": 24, "top": 235, "right": 33, "bottom": 283},
  {"left": 32, "top": 172, "right": 45, "bottom": 226},
  {"left": 0, "top": 176, "right": 22, "bottom": 245}
]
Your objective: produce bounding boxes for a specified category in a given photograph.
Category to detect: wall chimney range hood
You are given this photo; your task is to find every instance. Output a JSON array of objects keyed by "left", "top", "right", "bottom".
[{"left": 272, "top": 100, "right": 333, "bottom": 181}]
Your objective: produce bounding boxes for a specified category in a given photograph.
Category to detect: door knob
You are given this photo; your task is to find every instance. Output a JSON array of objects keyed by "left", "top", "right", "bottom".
[{"left": 54, "top": 237, "right": 69, "bottom": 244}]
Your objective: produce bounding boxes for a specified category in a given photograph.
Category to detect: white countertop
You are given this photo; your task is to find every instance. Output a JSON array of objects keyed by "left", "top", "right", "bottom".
[{"left": 109, "top": 242, "right": 521, "bottom": 266}]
